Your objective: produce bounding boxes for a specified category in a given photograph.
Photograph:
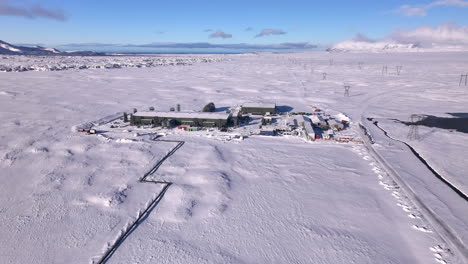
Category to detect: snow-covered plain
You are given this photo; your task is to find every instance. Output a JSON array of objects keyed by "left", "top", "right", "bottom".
[{"left": 1, "top": 52, "right": 467, "bottom": 263}]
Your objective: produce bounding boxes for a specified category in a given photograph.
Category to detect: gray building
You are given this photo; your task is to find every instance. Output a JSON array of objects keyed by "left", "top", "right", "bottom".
[
  {"left": 327, "top": 119, "right": 344, "bottom": 131},
  {"left": 310, "top": 115, "right": 328, "bottom": 128},
  {"left": 130, "top": 111, "right": 231, "bottom": 128},
  {"left": 241, "top": 102, "right": 276, "bottom": 115}
]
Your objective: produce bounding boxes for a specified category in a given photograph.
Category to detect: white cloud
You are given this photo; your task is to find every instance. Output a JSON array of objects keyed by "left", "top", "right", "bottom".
[
  {"left": 0, "top": 0, "right": 67, "bottom": 21},
  {"left": 396, "top": 5, "right": 427, "bottom": 17},
  {"left": 391, "top": 23, "right": 468, "bottom": 47},
  {"left": 209, "top": 31, "right": 232, "bottom": 39},
  {"left": 332, "top": 23, "right": 468, "bottom": 51},
  {"left": 429, "top": 0, "right": 468, "bottom": 8},
  {"left": 255, "top": 29, "right": 287, "bottom": 38},
  {"left": 396, "top": 0, "right": 468, "bottom": 16}
]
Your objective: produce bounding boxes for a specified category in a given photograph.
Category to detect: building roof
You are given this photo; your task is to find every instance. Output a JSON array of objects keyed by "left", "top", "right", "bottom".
[
  {"left": 310, "top": 115, "right": 325, "bottom": 123},
  {"left": 303, "top": 121, "right": 314, "bottom": 133},
  {"left": 292, "top": 115, "right": 306, "bottom": 123},
  {"left": 327, "top": 119, "right": 344, "bottom": 127},
  {"left": 242, "top": 102, "right": 276, "bottom": 109},
  {"left": 134, "top": 111, "right": 231, "bottom": 120}
]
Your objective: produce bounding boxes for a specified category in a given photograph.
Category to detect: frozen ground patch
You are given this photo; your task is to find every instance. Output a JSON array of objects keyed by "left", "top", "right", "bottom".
[
  {"left": 1, "top": 51, "right": 467, "bottom": 263},
  {"left": 108, "top": 137, "right": 438, "bottom": 264}
]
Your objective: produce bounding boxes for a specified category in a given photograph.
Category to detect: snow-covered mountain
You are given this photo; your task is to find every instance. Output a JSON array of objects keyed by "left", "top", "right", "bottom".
[
  {"left": 327, "top": 40, "right": 421, "bottom": 53},
  {"left": 0, "top": 40, "right": 105, "bottom": 56}
]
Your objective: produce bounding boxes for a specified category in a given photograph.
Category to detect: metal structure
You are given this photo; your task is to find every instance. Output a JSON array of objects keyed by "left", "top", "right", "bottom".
[
  {"left": 344, "top": 85, "right": 351, "bottom": 97},
  {"left": 322, "top": 72, "right": 327, "bottom": 80},
  {"left": 358, "top": 62, "right": 363, "bottom": 70},
  {"left": 329, "top": 59, "right": 334, "bottom": 65},
  {"left": 382, "top": 66, "right": 388, "bottom": 75},
  {"left": 460, "top": 74, "right": 468, "bottom": 86},
  {"left": 407, "top": 114, "right": 423, "bottom": 140},
  {"left": 396, "top": 66, "right": 403, "bottom": 75}
]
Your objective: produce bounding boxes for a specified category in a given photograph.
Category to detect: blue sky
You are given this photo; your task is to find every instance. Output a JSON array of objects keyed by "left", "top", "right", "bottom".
[{"left": 2, "top": 0, "right": 468, "bottom": 47}]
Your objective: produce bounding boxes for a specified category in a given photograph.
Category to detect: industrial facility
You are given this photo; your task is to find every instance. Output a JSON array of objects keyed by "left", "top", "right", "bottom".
[
  {"left": 130, "top": 111, "right": 232, "bottom": 128},
  {"left": 94, "top": 101, "right": 354, "bottom": 143},
  {"left": 241, "top": 102, "right": 276, "bottom": 115}
]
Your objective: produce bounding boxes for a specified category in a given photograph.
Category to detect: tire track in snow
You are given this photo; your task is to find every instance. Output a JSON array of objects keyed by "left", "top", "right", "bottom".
[
  {"left": 370, "top": 118, "right": 468, "bottom": 201},
  {"left": 94, "top": 139, "right": 184, "bottom": 264},
  {"left": 358, "top": 122, "right": 468, "bottom": 263}
]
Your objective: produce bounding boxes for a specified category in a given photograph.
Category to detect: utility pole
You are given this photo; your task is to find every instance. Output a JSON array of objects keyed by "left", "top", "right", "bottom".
[
  {"left": 396, "top": 66, "right": 403, "bottom": 75},
  {"left": 459, "top": 74, "right": 468, "bottom": 86},
  {"left": 344, "top": 85, "right": 351, "bottom": 97},
  {"left": 382, "top": 65, "right": 388, "bottom": 75}
]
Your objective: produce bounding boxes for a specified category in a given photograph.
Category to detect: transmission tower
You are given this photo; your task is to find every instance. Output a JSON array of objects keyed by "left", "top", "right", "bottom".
[
  {"left": 382, "top": 65, "right": 388, "bottom": 75},
  {"left": 322, "top": 72, "right": 327, "bottom": 80},
  {"left": 459, "top": 74, "right": 468, "bottom": 86},
  {"left": 396, "top": 66, "right": 403, "bottom": 75},
  {"left": 329, "top": 59, "right": 334, "bottom": 65},
  {"left": 344, "top": 85, "right": 350, "bottom": 97},
  {"left": 407, "top": 114, "right": 422, "bottom": 140}
]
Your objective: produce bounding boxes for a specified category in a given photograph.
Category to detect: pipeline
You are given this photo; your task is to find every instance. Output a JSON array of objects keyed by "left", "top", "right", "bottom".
[{"left": 94, "top": 139, "right": 184, "bottom": 264}]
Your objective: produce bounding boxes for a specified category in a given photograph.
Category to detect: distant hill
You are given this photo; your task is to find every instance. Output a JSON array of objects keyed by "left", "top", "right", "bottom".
[
  {"left": 327, "top": 38, "right": 468, "bottom": 53},
  {"left": 0, "top": 40, "right": 105, "bottom": 56},
  {"left": 327, "top": 40, "right": 421, "bottom": 53}
]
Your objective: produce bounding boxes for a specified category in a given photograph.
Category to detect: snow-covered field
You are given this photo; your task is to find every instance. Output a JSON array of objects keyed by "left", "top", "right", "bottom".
[{"left": 1, "top": 52, "right": 467, "bottom": 263}]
